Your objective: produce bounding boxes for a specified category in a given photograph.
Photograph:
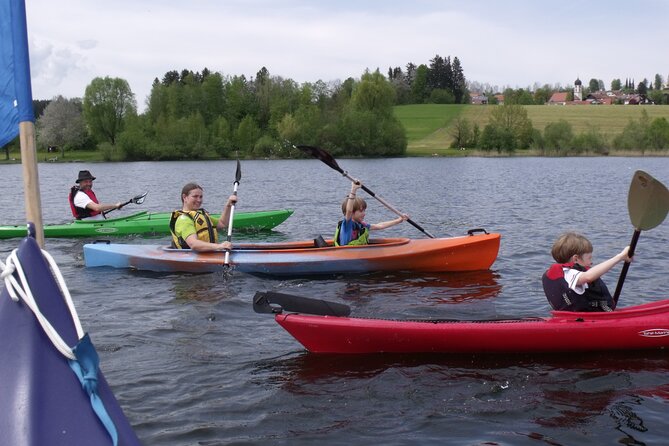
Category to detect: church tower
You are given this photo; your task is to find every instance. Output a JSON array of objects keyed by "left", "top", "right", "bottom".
[{"left": 574, "top": 77, "right": 583, "bottom": 101}]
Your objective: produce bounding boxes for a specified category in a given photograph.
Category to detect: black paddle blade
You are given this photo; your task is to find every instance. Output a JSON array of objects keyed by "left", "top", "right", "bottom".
[
  {"left": 296, "top": 145, "right": 343, "bottom": 173},
  {"left": 253, "top": 291, "right": 351, "bottom": 317},
  {"left": 234, "top": 160, "right": 242, "bottom": 184},
  {"left": 628, "top": 170, "right": 669, "bottom": 230}
]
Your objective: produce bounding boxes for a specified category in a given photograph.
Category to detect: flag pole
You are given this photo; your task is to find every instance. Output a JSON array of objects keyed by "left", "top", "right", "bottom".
[
  {"left": 5, "top": 0, "right": 44, "bottom": 246},
  {"left": 19, "top": 121, "right": 44, "bottom": 246}
]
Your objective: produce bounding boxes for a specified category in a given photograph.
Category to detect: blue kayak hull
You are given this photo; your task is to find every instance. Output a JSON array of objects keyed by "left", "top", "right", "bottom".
[{"left": 0, "top": 235, "right": 140, "bottom": 445}]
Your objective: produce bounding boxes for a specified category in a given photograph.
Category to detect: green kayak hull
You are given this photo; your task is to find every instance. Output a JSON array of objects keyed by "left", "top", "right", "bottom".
[{"left": 0, "top": 209, "right": 293, "bottom": 239}]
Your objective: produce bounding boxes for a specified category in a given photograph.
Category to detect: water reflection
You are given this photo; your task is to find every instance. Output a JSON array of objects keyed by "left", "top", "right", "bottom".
[{"left": 336, "top": 270, "right": 503, "bottom": 304}]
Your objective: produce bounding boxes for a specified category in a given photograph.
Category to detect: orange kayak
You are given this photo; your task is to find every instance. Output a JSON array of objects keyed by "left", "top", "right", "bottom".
[{"left": 84, "top": 230, "right": 501, "bottom": 276}]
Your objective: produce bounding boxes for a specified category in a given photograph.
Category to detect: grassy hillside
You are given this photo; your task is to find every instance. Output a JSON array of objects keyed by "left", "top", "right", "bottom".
[
  {"left": 395, "top": 104, "right": 669, "bottom": 156},
  {"left": 394, "top": 104, "right": 466, "bottom": 155}
]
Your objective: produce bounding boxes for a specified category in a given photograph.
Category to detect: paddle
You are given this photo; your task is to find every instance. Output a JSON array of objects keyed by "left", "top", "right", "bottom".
[
  {"left": 102, "top": 191, "right": 148, "bottom": 217},
  {"left": 253, "top": 291, "right": 351, "bottom": 317},
  {"left": 224, "top": 160, "right": 242, "bottom": 266},
  {"left": 612, "top": 170, "right": 669, "bottom": 305},
  {"left": 296, "top": 144, "right": 436, "bottom": 238}
]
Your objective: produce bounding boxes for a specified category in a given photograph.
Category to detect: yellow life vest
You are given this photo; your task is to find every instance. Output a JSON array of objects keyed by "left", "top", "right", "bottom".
[
  {"left": 169, "top": 209, "right": 218, "bottom": 249},
  {"left": 334, "top": 219, "right": 370, "bottom": 246}
]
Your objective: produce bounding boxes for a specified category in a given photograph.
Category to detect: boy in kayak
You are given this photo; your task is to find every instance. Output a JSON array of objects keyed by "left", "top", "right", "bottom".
[
  {"left": 169, "top": 182, "right": 237, "bottom": 251},
  {"left": 542, "top": 232, "right": 632, "bottom": 312},
  {"left": 334, "top": 180, "right": 409, "bottom": 246},
  {"left": 69, "top": 170, "right": 122, "bottom": 220}
]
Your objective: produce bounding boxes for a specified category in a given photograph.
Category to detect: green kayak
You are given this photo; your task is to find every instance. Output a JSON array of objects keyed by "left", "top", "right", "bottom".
[{"left": 0, "top": 209, "right": 293, "bottom": 239}]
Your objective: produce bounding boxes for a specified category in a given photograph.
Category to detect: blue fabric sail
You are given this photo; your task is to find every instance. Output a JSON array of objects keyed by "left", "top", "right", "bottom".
[
  {"left": 0, "top": 230, "right": 142, "bottom": 445},
  {"left": 0, "top": 0, "right": 35, "bottom": 148}
]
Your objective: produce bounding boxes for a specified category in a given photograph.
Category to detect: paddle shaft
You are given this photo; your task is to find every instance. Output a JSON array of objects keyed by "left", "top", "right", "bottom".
[
  {"left": 612, "top": 229, "right": 640, "bottom": 305},
  {"left": 102, "top": 192, "right": 147, "bottom": 217},
  {"left": 226, "top": 184, "right": 239, "bottom": 242},
  {"left": 224, "top": 163, "right": 241, "bottom": 265},
  {"left": 341, "top": 171, "right": 436, "bottom": 238},
  {"left": 102, "top": 198, "right": 132, "bottom": 217}
]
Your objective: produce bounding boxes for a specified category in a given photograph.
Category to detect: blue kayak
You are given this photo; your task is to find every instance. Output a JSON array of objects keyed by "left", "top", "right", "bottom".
[{"left": 0, "top": 227, "right": 140, "bottom": 445}]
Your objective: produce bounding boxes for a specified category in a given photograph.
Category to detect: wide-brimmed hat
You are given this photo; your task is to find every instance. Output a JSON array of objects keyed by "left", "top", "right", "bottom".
[{"left": 75, "top": 170, "right": 96, "bottom": 183}]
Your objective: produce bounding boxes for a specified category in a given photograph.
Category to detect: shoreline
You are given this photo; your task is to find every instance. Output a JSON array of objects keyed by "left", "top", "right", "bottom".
[{"left": 2, "top": 149, "right": 668, "bottom": 164}]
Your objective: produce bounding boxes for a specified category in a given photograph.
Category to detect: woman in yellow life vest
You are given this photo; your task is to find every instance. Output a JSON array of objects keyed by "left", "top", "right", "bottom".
[
  {"left": 335, "top": 180, "right": 409, "bottom": 246},
  {"left": 169, "top": 183, "right": 237, "bottom": 251}
]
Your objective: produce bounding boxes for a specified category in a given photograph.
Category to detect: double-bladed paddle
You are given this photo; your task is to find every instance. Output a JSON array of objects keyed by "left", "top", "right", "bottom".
[
  {"left": 102, "top": 191, "right": 148, "bottom": 217},
  {"left": 253, "top": 291, "right": 351, "bottom": 317},
  {"left": 296, "top": 144, "right": 436, "bottom": 238},
  {"left": 613, "top": 170, "right": 669, "bottom": 305},
  {"left": 224, "top": 160, "right": 242, "bottom": 267}
]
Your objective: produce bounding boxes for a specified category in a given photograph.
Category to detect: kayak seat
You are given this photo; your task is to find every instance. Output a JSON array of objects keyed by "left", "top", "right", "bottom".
[{"left": 313, "top": 235, "right": 328, "bottom": 248}]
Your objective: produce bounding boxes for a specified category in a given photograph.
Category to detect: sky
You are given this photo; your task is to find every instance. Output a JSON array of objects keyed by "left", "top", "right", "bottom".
[{"left": 24, "top": 0, "right": 669, "bottom": 112}]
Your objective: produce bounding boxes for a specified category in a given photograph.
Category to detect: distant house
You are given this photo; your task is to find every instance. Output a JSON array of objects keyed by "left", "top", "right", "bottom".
[
  {"left": 470, "top": 92, "right": 488, "bottom": 105},
  {"left": 585, "top": 93, "right": 613, "bottom": 105},
  {"left": 494, "top": 94, "right": 504, "bottom": 105},
  {"left": 548, "top": 92, "right": 568, "bottom": 105}
]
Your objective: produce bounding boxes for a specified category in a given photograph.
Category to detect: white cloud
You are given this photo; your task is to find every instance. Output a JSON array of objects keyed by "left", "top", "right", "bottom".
[{"left": 23, "top": 0, "right": 669, "bottom": 111}]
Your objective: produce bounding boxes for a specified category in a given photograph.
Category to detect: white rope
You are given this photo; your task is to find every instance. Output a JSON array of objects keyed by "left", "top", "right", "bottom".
[{"left": 1, "top": 248, "right": 84, "bottom": 360}]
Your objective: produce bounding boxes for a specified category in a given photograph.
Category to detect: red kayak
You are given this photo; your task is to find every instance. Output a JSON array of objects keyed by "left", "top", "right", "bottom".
[{"left": 254, "top": 292, "right": 669, "bottom": 354}]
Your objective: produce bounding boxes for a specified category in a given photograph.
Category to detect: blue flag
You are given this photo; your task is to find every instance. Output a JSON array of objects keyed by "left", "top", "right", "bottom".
[{"left": 0, "top": 0, "right": 34, "bottom": 148}]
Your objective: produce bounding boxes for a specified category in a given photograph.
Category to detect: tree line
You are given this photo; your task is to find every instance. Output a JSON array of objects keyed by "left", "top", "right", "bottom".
[
  {"left": 450, "top": 106, "right": 669, "bottom": 155},
  {"left": 4, "top": 55, "right": 669, "bottom": 161},
  {"left": 3, "top": 53, "right": 473, "bottom": 161}
]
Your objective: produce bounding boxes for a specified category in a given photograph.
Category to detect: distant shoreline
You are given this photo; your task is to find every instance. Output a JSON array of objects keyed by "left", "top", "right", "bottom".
[{"left": 2, "top": 149, "right": 668, "bottom": 164}]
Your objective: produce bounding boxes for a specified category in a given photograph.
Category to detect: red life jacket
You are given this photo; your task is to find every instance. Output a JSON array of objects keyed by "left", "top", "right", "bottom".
[
  {"left": 542, "top": 262, "right": 615, "bottom": 312},
  {"left": 69, "top": 186, "right": 101, "bottom": 219}
]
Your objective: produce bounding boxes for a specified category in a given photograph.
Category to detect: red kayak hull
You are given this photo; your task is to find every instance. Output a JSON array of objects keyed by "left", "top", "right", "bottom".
[{"left": 275, "top": 299, "right": 669, "bottom": 354}]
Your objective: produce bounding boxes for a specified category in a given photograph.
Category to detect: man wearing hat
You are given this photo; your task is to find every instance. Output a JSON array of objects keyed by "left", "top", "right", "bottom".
[{"left": 68, "top": 170, "right": 122, "bottom": 220}]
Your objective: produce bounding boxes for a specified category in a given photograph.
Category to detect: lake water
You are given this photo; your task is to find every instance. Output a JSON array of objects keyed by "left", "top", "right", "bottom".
[{"left": 2, "top": 156, "right": 669, "bottom": 445}]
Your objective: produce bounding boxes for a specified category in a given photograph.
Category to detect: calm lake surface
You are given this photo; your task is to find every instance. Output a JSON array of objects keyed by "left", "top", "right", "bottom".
[{"left": 2, "top": 157, "right": 669, "bottom": 445}]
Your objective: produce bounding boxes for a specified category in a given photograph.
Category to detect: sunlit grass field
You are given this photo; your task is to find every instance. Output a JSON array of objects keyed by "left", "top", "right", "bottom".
[{"left": 396, "top": 104, "right": 669, "bottom": 156}]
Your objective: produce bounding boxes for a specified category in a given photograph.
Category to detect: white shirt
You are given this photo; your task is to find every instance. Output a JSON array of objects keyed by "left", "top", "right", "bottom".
[
  {"left": 73, "top": 190, "right": 104, "bottom": 220},
  {"left": 563, "top": 267, "right": 588, "bottom": 295}
]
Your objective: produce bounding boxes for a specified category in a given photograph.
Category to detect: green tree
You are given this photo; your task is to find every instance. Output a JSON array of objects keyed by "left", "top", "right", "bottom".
[
  {"left": 647, "top": 117, "right": 669, "bottom": 150},
  {"left": 211, "top": 116, "right": 233, "bottom": 157},
  {"left": 533, "top": 85, "right": 553, "bottom": 104},
  {"left": 637, "top": 81, "right": 648, "bottom": 97},
  {"left": 429, "top": 88, "right": 455, "bottom": 104},
  {"left": 479, "top": 125, "right": 514, "bottom": 153},
  {"left": 543, "top": 120, "right": 574, "bottom": 153},
  {"left": 411, "top": 64, "right": 429, "bottom": 103},
  {"left": 350, "top": 69, "right": 396, "bottom": 116},
  {"left": 234, "top": 115, "right": 261, "bottom": 153},
  {"left": 339, "top": 70, "right": 406, "bottom": 155},
  {"left": 588, "top": 78, "right": 599, "bottom": 93},
  {"left": 224, "top": 75, "right": 256, "bottom": 127},
  {"left": 503, "top": 88, "right": 535, "bottom": 105},
  {"left": 649, "top": 90, "right": 666, "bottom": 105},
  {"left": 200, "top": 72, "right": 225, "bottom": 124},
  {"left": 451, "top": 56, "right": 466, "bottom": 103},
  {"left": 83, "top": 76, "right": 136, "bottom": 145},
  {"left": 611, "top": 79, "right": 622, "bottom": 91},
  {"left": 612, "top": 110, "right": 651, "bottom": 153},
  {"left": 654, "top": 74, "right": 664, "bottom": 91},
  {"left": 450, "top": 118, "right": 477, "bottom": 148},
  {"left": 572, "top": 125, "right": 608, "bottom": 154},
  {"left": 487, "top": 104, "right": 534, "bottom": 150},
  {"left": 36, "top": 95, "right": 86, "bottom": 157}
]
